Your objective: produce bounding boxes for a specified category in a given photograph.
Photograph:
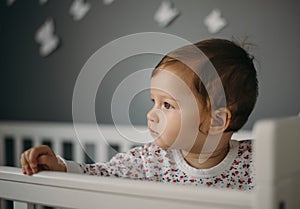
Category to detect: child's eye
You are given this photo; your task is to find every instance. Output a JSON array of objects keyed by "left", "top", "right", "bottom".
[{"left": 163, "top": 102, "right": 174, "bottom": 110}]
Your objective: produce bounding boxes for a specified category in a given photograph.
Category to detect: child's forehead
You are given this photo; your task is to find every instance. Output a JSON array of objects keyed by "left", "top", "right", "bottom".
[
  {"left": 150, "top": 69, "right": 196, "bottom": 100},
  {"left": 151, "top": 65, "right": 197, "bottom": 91}
]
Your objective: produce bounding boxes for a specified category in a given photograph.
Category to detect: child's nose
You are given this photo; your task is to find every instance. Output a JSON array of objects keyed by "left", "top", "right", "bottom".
[{"left": 147, "top": 108, "right": 159, "bottom": 123}]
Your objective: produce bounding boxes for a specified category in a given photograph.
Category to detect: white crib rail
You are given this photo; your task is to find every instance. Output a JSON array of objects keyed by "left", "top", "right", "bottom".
[{"left": 0, "top": 166, "right": 253, "bottom": 209}]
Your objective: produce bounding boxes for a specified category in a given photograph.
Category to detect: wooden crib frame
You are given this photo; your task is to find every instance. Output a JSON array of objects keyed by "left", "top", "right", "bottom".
[{"left": 0, "top": 116, "right": 299, "bottom": 209}]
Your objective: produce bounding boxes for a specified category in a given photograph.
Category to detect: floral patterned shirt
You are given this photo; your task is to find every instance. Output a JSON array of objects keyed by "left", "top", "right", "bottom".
[{"left": 61, "top": 140, "right": 254, "bottom": 191}]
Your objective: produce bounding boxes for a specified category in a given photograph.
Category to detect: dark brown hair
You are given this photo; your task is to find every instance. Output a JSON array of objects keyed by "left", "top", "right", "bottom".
[{"left": 152, "top": 38, "right": 258, "bottom": 132}]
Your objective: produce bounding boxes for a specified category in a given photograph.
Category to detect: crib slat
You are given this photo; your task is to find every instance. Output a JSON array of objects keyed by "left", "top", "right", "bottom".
[
  {"left": 75, "top": 142, "right": 82, "bottom": 162},
  {"left": 14, "top": 201, "right": 34, "bottom": 209},
  {"left": 121, "top": 141, "right": 133, "bottom": 153},
  {"left": 52, "top": 137, "right": 61, "bottom": 157},
  {"left": 15, "top": 136, "right": 22, "bottom": 168},
  {"left": 32, "top": 136, "right": 40, "bottom": 149},
  {"left": 98, "top": 140, "right": 108, "bottom": 162}
]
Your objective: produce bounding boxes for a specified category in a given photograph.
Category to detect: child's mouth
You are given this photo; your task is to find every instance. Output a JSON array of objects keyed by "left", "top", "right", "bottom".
[{"left": 149, "top": 128, "right": 159, "bottom": 138}]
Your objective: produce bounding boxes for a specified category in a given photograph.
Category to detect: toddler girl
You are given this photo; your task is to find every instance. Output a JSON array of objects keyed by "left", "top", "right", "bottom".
[{"left": 21, "top": 38, "right": 258, "bottom": 191}]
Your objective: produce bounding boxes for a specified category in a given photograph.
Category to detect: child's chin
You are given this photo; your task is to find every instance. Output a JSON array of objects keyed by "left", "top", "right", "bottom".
[{"left": 154, "top": 139, "right": 170, "bottom": 149}]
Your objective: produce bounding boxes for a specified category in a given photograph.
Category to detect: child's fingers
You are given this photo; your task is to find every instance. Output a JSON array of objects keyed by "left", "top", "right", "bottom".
[
  {"left": 23, "top": 150, "right": 36, "bottom": 175},
  {"left": 20, "top": 153, "right": 29, "bottom": 174},
  {"left": 20, "top": 145, "right": 55, "bottom": 175},
  {"left": 20, "top": 153, "right": 26, "bottom": 168},
  {"left": 28, "top": 146, "right": 53, "bottom": 172},
  {"left": 21, "top": 146, "right": 48, "bottom": 174}
]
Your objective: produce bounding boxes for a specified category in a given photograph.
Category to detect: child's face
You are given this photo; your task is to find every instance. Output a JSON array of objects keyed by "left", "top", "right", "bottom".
[{"left": 147, "top": 69, "right": 201, "bottom": 150}]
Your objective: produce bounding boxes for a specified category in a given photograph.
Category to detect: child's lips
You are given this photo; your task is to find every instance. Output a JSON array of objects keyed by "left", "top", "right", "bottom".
[{"left": 149, "top": 128, "right": 159, "bottom": 138}]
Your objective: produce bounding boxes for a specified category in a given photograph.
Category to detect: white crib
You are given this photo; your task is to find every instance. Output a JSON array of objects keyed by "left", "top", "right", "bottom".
[{"left": 0, "top": 117, "right": 299, "bottom": 209}]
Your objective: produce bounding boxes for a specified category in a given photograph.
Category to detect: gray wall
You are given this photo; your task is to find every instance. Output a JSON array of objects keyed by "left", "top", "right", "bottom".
[{"left": 1, "top": 0, "right": 300, "bottom": 130}]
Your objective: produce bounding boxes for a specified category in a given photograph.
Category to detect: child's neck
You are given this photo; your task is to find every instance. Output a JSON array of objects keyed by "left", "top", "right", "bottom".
[{"left": 181, "top": 132, "right": 233, "bottom": 169}]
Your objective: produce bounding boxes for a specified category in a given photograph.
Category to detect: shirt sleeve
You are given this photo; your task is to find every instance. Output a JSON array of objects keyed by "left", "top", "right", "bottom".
[
  {"left": 56, "top": 155, "right": 83, "bottom": 173},
  {"left": 57, "top": 146, "right": 147, "bottom": 179}
]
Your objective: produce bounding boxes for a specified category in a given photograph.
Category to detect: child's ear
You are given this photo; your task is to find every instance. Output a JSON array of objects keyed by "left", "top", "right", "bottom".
[{"left": 208, "top": 108, "right": 231, "bottom": 135}]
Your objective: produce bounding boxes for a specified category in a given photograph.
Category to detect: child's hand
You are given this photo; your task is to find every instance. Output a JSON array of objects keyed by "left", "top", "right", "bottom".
[{"left": 20, "top": 145, "right": 66, "bottom": 175}]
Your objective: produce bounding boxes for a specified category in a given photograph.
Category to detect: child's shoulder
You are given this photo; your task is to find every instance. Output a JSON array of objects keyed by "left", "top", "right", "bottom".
[
  {"left": 235, "top": 139, "right": 253, "bottom": 155},
  {"left": 231, "top": 139, "right": 253, "bottom": 166}
]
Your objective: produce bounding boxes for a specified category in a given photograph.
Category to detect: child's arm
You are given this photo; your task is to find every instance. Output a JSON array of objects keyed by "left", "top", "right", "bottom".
[
  {"left": 20, "top": 145, "right": 66, "bottom": 175},
  {"left": 61, "top": 145, "right": 147, "bottom": 179},
  {"left": 21, "top": 144, "right": 149, "bottom": 179}
]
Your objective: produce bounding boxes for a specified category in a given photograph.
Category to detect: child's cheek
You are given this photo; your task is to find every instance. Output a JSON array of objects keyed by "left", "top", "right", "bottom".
[
  {"left": 171, "top": 96, "right": 201, "bottom": 150},
  {"left": 151, "top": 109, "right": 167, "bottom": 136}
]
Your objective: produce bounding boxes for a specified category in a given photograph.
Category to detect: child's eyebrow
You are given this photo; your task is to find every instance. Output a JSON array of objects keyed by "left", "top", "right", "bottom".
[
  {"left": 164, "top": 97, "right": 179, "bottom": 102},
  {"left": 150, "top": 94, "right": 179, "bottom": 102}
]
